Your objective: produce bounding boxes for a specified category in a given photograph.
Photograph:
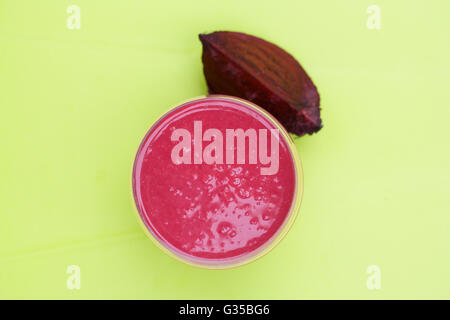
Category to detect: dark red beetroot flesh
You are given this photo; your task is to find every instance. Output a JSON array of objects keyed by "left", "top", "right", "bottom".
[{"left": 199, "top": 31, "right": 322, "bottom": 137}]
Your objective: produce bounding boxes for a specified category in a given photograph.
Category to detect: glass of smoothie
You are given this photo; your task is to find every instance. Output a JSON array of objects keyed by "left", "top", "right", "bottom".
[{"left": 132, "top": 96, "right": 303, "bottom": 269}]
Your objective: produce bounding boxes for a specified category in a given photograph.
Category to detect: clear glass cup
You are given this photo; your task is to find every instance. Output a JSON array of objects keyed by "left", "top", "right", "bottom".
[{"left": 132, "top": 95, "right": 303, "bottom": 269}]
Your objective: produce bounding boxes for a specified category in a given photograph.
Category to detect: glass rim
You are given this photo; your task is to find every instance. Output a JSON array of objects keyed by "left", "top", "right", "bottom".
[{"left": 131, "top": 95, "right": 304, "bottom": 269}]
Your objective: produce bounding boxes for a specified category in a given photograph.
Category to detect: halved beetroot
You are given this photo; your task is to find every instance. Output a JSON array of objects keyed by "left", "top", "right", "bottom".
[{"left": 199, "top": 31, "right": 322, "bottom": 136}]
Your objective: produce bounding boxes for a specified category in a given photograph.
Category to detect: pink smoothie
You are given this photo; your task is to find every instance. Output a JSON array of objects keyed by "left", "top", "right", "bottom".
[{"left": 133, "top": 96, "right": 298, "bottom": 266}]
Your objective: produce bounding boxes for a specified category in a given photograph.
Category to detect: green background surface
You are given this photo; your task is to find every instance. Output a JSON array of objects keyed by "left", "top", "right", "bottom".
[{"left": 1, "top": 0, "right": 449, "bottom": 299}]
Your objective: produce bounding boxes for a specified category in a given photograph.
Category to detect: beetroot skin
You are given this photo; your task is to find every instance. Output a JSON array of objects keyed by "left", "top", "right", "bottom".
[{"left": 199, "top": 31, "right": 322, "bottom": 136}]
